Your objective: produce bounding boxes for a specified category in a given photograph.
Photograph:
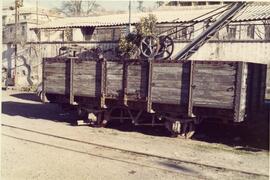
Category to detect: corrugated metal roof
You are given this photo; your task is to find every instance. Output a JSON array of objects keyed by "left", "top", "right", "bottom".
[{"left": 37, "top": 2, "right": 270, "bottom": 29}]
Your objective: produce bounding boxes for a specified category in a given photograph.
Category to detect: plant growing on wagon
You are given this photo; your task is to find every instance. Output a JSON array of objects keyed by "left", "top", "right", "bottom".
[{"left": 118, "top": 14, "right": 158, "bottom": 58}]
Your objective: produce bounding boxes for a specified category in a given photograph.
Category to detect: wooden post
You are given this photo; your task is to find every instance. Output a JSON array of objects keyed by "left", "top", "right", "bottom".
[
  {"left": 187, "top": 61, "right": 195, "bottom": 117},
  {"left": 100, "top": 59, "right": 106, "bottom": 108},
  {"left": 69, "top": 58, "right": 74, "bottom": 104},
  {"left": 147, "top": 60, "right": 153, "bottom": 113},
  {"left": 123, "top": 61, "right": 128, "bottom": 106},
  {"left": 234, "top": 61, "right": 246, "bottom": 122},
  {"left": 42, "top": 58, "right": 45, "bottom": 103}
]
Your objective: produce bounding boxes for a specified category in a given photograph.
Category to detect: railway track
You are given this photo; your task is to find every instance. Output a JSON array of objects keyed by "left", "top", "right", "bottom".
[{"left": 2, "top": 123, "right": 268, "bottom": 180}]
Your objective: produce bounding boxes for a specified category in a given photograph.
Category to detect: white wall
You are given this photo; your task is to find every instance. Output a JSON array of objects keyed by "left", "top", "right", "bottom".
[{"left": 173, "top": 42, "right": 270, "bottom": 64}]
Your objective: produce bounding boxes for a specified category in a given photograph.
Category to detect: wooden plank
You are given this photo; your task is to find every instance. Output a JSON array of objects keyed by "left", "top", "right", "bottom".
[
  {"left": 107, "top": 62, "right": 123, "bottom": 68},
  {"left": 193, "top": 74, "right": 235, "bottom": 83},
  {"left": 152, "top": 80, "right": 188, "bottom": 88},
  {"left": 73, "top": 75, "right": 97, "bottom": 80},
  {"left": 74, "top": 87, "right": 97, "bottom": 95},
  {"left": 127, "top": 70, "right": 143, "bottom": 76},
  {"left": 193, "top": 99, "right": 233, "bottom": 106},
  {"left": 152, "top": 87, "right": 189, "bottom": 97},
  {"left": 153, "top": 63, "right": 184, "bottom": 67},
  {"left": 193, "top": 91, "right": 234, "bottom": 101},
  {"left": 46, "top": 86, "right": 66, "bottom": 94},
  {"left": 107, "top": 69, "right": 123, "bottom": 76},
  {"left": 45, "top": 80, "right": 66, "bottom": 86},
  {"left": 45, "top": 74, "right": 67, "bottom": 80},
  {"left": 152, "top": 96, "right": 188, "bottom": 105},
  {"left": 44, "top": 58, "right": 68, "bottom": 63},
  {"left": 127, "top": 76, "right": 147, "bottom": 82},
  {"left": 152, "top": 66, "right": 189, "bottom": 74},
  {"left": 194, "top": 62, "right": 237, "bottom": 69},
  {"left": 152, "top": 73, "right": 190, "bottom": 81},
  {"left": 194, "top": 69, "right": 236, "bottom": 76},
  {"left": 73, "top": 70, "right": 98, "bottom": 75},
  {"left": 107, "top": 74, "right": 123, "bottom": 80},
  {"left": 44, "top": 67, "right": 66, "bottom": 74},
  {"left": 193, "top": 81, "right": 235, "bottom": 91},
  {"left": 45, "top": 63, "right": 67, "bottom": 68},
  {"left": 128, "top": 65, "right": 147, "bottom": 71}
]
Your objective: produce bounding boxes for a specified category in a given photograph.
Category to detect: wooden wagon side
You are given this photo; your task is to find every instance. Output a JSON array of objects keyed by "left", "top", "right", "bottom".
[{"left": 43, "top": 58, "right": 267, "bottom": 126}]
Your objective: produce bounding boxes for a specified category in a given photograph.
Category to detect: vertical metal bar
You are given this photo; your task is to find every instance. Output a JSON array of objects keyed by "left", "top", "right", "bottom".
[
  {"left": 42, "top": 58, "right": 45, "bottom": 103},
  {"left": 147, "top": 60, "right": 153, "bottom": 113},
  {"left": 69, "top": 58, "right": 74, "bottom": 104},
  {"left": 188, "top": 61, "right": 195, "bottom": 117}
]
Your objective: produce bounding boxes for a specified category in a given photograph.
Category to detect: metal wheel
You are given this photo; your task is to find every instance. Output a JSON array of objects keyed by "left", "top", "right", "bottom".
[
  {"left": 155, "top": 35, "right": 174, "bottom": 60},
  {"left": 140, "top": 35, "right": 160, "bottom": 59}
]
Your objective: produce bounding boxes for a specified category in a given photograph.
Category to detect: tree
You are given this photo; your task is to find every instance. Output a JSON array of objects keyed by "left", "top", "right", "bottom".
[
  {"left": 118, "top": 14, "right": 158, "bottom": 58},
  {"left": 137, "top": 1, "right": 146, "bottom": 12},
  {"left": 57, "top": 0, "right": 101, "bottom": 17},
  {"left": 156, "top": 1, "right": 165, "bottom": 7}
]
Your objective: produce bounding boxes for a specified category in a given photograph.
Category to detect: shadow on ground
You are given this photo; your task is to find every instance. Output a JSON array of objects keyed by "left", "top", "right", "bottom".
[
  {"left": 2, "top": 101, "right": 78, "bottom": 123},
  {"left": 159, "top": 161, "right": 198, "bottom": 175},
  {"left": 3, "top": 92, "right": 269, "bottom": 151},
  {"left": 10, "top": 93, "right": 41, "bottom": 102},
  {"left": 193, "top": 122, "right": 269, "bottom": 151}
]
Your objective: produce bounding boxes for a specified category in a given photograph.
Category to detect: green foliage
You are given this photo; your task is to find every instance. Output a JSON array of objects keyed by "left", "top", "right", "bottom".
[
  {"left": 118, "top": 14, "right": 157, "bottom": 57},
  {"left": 135, "top": 14, "right": 157, "bottom": 36},
  {"left": 118, "top": 33, "right": 138, "bottom": 56}
]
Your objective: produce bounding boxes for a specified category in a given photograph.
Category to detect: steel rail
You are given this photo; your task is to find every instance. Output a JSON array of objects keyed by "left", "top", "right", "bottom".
[{"left": 2, "top": 123, "right": 268, "bottom": 178}]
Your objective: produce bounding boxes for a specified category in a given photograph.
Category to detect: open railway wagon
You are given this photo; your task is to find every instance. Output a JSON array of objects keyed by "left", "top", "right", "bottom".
[
  {"left": 42, "top": 57, "right": 267, "bottom": 138},
  {"left": 41, "top": 2, "right": 268, "bottom": 138}
]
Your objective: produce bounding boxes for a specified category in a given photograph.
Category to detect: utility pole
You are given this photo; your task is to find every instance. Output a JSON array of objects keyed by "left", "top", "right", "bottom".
[
  {"left": 36, "top": 0, "right": 39, "bottom": 26},
  {"left": 128, "top": 0, "right": 132, "bottom": 33},
  {"left": 14, "top": 0, "right": 23, "bottom": 87}
]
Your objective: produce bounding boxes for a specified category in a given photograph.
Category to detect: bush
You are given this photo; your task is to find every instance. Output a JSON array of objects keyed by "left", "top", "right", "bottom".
[{"left": 118, "top": 14, "right": 157, "bottom": 57}]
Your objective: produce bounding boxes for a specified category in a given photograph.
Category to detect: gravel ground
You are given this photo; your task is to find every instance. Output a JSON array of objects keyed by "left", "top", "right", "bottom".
[{"left": 1, "top": 90, "right": 269, "bottom": 180}]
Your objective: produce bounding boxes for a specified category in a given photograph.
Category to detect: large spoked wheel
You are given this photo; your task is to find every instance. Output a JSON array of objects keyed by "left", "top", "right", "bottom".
[
  {"left": 155, "top": 35, "right": 174, "bottom": 60},
  {"left": 140, "top": 35, "right": 160, "bottom": 59}
]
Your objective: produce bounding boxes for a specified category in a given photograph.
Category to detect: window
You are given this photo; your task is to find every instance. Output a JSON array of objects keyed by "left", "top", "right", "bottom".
[
  {"left": 65, "top": 28, "right": 73, "bottom": 41},
  {"left": 3, "top": 16, "right": 7, "bottom": 25},
  {"left": 247, "top": 25, "right": 255, "bottom": 39},
  {"left": 179, "top": 2, "right": 192, "bottom": 6},
  {"left": 208, "top": 1, "right": 221, "bottom": 5},
  {"left": 81, "top": 27, "right": 95, "bottom": 41},
  {"left": 21, "top": 25, "right": 26, "bottom": 35},
  {"left": 112, "top": 28, "right": 121, "bottom": 41},
  {"left": 227, "top": 26, "right": 236, "bottom": 39},
  {"left": 23, "top": 15, "right": 27, "bottom": 20},
  {"left": 198, "top": 2, "right": 206, "bottom": 5},
  {"left": 265, "top": 24, "right": 270, "bottom": 40},
  {"left": 95, "top": 29, "right": 113, "bottom": 41}
]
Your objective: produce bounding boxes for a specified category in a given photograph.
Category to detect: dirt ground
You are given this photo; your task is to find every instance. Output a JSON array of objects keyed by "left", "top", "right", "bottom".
[{"left": 1, "top": 90, "right": 269, "bottom": 180}]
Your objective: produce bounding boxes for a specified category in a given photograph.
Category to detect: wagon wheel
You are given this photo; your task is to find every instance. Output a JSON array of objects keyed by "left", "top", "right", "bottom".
[
  {"left": 140, "top": 35, "right": 160, "bottom": 59},
  {"left": 155, "top": 35, "right": 174, "bottom": 60}
]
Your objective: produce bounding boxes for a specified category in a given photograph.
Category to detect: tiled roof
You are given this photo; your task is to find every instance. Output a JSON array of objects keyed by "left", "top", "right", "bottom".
[{"left": 36, "top": 2, "right": 270, "bottom": 29}]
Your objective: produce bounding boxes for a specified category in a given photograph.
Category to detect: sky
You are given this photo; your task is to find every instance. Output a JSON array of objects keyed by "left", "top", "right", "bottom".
[{"left": 2, "top": 0, "right": 159, "bottom": 12}]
